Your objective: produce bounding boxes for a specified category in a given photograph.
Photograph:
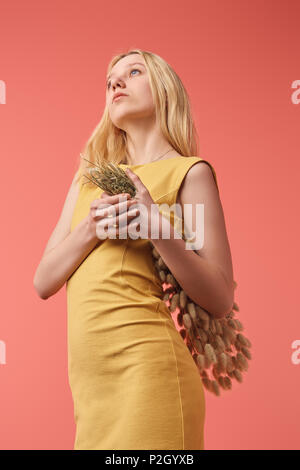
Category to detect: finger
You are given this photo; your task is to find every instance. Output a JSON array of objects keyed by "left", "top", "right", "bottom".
[
  {"left": 124, "top": 168, "right": 145, "bottom": 192},
  {"left": 94, "top": 198, "right": 135, "bottom": 220},
  {"left": 91, "top": 203, "right": 111, "bottom": 218},
  {"left": 91, "top": 193, "right": 132, "bottom": 214},
  {"left": 90, "top": 197, "right": 115, "bottom": 210},
  {"left": 97, "top": 204, "right": 139, "bottom": 228},
  {"left": 103, "top": 218, "right": 141, "bottom": 239},
  {"left": 90, "top": 198, "right": 102, "bottom": 209},
  {"left": 93, "top": 205, "right": 115, "bottom": 221},
  {"left": 116, "top": 205, "right": 140, "bottom": 228},
  {"left": 113, "top": 197, "right": 136, "bottom": 216},
  {"left": 104, "top": 192, "right": 131, "bottom": 202},
  {"left": 95, "top": 192, "right": 130, "bottom": 206},
  {"left": 95, "top": 215, "right": 119, "bottom": 233}
]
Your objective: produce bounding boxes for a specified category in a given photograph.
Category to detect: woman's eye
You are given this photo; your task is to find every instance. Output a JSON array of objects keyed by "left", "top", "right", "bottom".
[{"left": 130, "top": 68, "right": 140, "bottom": 76}]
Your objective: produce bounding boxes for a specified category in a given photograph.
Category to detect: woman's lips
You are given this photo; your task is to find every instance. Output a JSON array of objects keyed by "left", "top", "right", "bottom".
[{"left": 113, "top": 95, "right": 128, "bottom": 102}]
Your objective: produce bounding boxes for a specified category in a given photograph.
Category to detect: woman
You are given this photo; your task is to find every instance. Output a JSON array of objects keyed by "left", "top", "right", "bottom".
[{"left": 33, "top": 49, "right": 234, "bottom": 450}]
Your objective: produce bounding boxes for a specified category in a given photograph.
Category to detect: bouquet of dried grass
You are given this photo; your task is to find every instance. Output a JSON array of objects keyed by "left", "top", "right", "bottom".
[{"left": 80, "top": 155, "right": 252, "bottom": 396}]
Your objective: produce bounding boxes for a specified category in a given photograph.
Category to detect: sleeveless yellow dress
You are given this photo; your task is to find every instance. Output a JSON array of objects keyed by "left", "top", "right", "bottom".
[{"left": 66, "top": 156, "right": 218, "bottom": 450}]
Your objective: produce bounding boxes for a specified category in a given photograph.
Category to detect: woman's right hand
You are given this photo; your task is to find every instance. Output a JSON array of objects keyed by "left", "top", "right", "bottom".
[{"left": 88, "top": 191, "right": 139, "bottom": 241}]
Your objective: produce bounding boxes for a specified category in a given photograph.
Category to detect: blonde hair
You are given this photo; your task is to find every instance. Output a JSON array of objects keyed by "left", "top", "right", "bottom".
[{"left": 75, "top": 48, "right": 200, "bottom": 186}]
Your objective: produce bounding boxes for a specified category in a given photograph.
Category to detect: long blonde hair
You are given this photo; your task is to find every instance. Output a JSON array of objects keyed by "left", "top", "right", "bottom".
[{"left": 75, "top": 48, "right": 200, "bottom": 186}]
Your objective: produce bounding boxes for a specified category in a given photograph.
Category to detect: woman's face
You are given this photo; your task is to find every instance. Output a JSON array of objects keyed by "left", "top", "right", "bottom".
[{"left": 105, "top": 54, "right": 156, "bottom": 130}]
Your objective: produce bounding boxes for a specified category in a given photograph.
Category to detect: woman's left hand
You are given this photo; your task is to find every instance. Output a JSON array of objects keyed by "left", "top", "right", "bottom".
[{"left": 124, "top": 168, "right": 161, "bottom": 240}]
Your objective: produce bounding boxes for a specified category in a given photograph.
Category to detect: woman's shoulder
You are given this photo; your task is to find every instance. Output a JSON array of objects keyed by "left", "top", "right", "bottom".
[{"left": 174, "top": 156, "right": 219, "bottom": 192}]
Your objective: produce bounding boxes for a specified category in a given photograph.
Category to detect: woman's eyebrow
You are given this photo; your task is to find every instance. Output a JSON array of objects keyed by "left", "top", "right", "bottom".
[{"left": 106, "top": 63, "right": 146, "bottom": 82}]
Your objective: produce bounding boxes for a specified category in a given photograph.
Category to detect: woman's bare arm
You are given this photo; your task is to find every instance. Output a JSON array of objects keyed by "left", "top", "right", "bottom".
[
  {"left": 150, "top": 162, "right": 234, "bottom": 319},
  {"left": 33, "top": 171, "right": 99, "bottom": 300}
]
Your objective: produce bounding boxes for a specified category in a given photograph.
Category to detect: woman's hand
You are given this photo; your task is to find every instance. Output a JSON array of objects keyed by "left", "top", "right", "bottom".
[
  {"left": 124, "top": 168, "right": 161, "bottom": 240},
  {"left": 88, "top": 191, "right": 139, "bottom": 240}
]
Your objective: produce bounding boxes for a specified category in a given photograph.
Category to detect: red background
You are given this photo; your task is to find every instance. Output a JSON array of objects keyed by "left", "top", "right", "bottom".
[{"left": 0, "top": 0, "right": 299, "bottom": 450}]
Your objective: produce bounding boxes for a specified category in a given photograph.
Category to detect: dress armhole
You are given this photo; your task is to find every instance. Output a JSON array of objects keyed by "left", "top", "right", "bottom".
[
  {"left": 74, "top": 167, "right": 84, "bottom": 192},
  {"left": 173, "top": 158, "right": 219, "bottom": 207},
  {"left": 161, "top": 158, "right": 219, "bottom": 238}
]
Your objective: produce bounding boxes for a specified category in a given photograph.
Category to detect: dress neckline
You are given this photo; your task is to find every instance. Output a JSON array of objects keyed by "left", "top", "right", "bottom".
[{"left": 119, "top": 156, "right": 186, "bottom": 167}]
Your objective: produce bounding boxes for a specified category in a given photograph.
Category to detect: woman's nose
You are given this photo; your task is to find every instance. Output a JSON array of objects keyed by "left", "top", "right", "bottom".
[{"left": 111, "top": 76, "right": 125, "bottom": 89}]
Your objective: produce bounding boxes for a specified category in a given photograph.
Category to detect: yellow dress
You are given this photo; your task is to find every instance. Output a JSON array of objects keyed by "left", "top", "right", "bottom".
[{"left": 66, "top": 155, "right": 218, "bottom": 450}]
